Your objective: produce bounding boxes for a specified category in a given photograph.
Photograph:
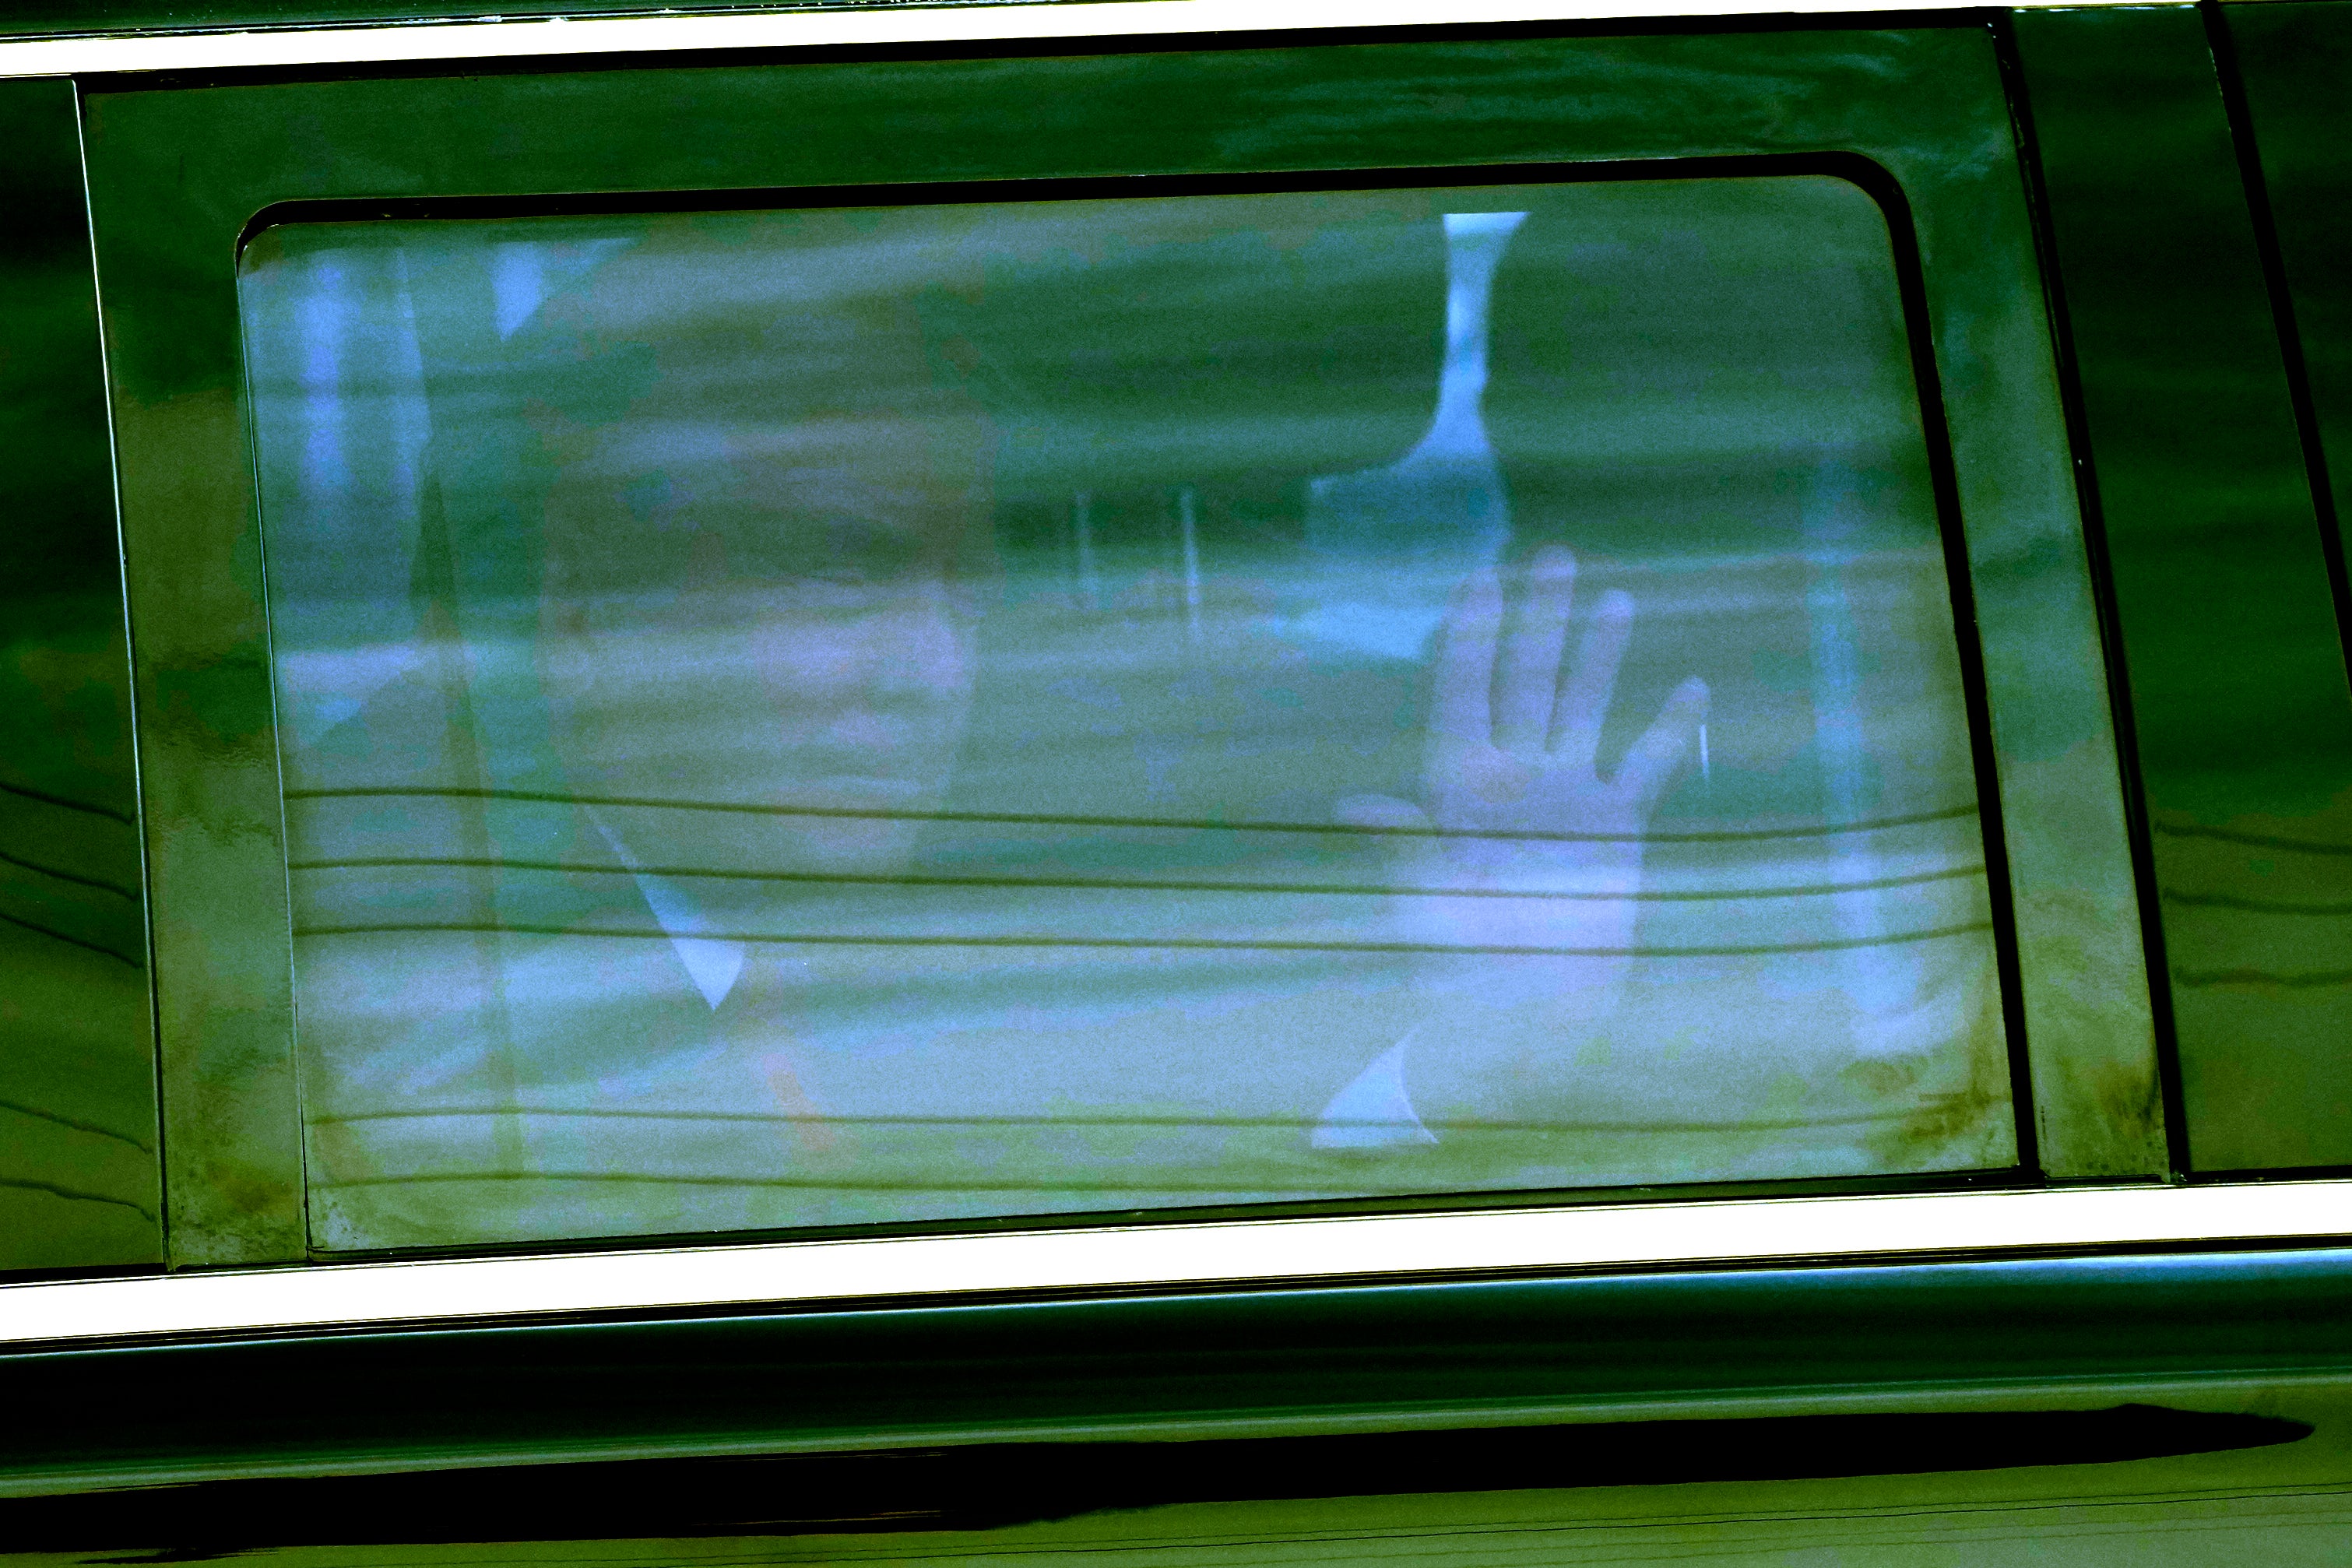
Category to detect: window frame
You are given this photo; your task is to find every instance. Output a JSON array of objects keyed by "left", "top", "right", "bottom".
[{"left": 79, "top": 16, "right": 2159, "bottom": 1270}]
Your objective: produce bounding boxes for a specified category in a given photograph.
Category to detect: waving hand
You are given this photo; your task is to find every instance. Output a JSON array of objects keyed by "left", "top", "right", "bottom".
[{"left": 1337, "top": 546, "right": 1707, "bottom": 1121}]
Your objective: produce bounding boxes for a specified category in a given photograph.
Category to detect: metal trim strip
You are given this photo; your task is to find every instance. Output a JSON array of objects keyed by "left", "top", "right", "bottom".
[
  {"left": 2, "top": 0, "right": 2155, "bottom": 81},
  {"left": 5, "top": 1180, "right": 2349, "bottom": 1346}
]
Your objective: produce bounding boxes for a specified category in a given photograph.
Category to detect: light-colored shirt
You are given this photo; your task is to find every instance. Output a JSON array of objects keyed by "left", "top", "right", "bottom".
[{"left": 591, "top": 812, "right": 1435, "bottom": 1150}]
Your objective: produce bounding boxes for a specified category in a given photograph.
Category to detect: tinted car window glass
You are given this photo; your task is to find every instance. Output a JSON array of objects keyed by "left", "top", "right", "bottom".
[{"left": 239, "top": 174, "right": 2011, "bottom": 1252}]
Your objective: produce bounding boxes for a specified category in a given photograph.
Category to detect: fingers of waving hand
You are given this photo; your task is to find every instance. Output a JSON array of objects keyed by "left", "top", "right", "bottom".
[
  {"left": 1433, "top": 546, "right": 1625, "bottom": 778},
  {"left": 1494, "top": 547, "right": 1577, "bottom": 754},
  {"left": 1432, "top": 567, "right": 1504, "bottom": 747},
  {"left": 1429, "top": 548, "right": 1705, "bottom": 812},
  {"left": 1549, "top": 587, "right": 1633, "bottom": 775}
]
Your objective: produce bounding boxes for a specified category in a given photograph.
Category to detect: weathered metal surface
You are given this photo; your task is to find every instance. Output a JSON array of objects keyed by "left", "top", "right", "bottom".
[{"left": 0, "top": 75, "right": 161, "bottom": 1275}]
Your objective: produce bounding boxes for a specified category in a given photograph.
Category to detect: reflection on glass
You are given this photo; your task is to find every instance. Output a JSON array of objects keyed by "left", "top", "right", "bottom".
[{"left": 240, "top": 178, "right": 2013, "bottom": 1252}]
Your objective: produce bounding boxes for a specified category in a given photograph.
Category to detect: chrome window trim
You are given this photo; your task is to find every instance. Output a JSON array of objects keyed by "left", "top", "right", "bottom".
[
  {"left": 0, "top": 0, "right": 2153, "bottom": 80},
  {"left": 5, "top": 1181, "right": 2348, "bottom": 1347}
]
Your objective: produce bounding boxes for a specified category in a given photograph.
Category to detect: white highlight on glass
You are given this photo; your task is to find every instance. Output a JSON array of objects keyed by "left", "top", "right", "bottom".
[{"left": 1299, "top": 210, "right": 1528, "bottom": 660}]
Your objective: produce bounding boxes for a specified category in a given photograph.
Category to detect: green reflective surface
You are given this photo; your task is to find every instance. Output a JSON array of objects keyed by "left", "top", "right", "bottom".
[
  {"left": 2231, "top": 2, "right": 2352, "bottom": 699},
  {"left": 1, "top": 1397, "right": 2346, "bottom": 1565},
  {"left": 0, "top": 77, "right": 161, "bottom": 1274},
  {"left": 4, "top": 1253, "right": 2352, "bottom": 1494},
  {"left": 2015, "top": 5, "right": 2352, "bottom": 1172}
]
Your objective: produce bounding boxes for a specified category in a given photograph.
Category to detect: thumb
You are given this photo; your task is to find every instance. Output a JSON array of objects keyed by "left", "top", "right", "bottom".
[{"left": 1615, "top": 677, "right": 1709, "bottom": 814}]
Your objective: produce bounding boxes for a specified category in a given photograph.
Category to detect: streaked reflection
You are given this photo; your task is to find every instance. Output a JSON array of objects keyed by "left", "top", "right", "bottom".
[{"left": 240, "top": 177, "right": 2012, "bottom": 1252}]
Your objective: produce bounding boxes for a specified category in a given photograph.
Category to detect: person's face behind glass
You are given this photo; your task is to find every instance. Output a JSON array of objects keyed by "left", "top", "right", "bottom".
[{"left": 536, "top": 400, "right": 993, "bottom": 877}]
